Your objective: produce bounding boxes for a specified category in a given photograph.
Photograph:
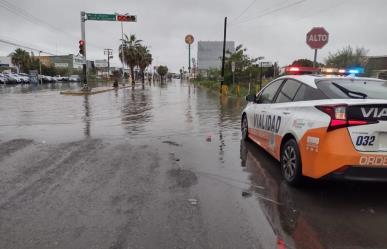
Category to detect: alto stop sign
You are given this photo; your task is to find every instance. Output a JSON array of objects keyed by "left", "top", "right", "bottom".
[{"left": 306, "top": 27, "right": 329, "bottom": 49}]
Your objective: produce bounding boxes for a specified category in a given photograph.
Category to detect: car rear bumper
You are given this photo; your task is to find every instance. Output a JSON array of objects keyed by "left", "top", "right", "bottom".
[
  {"left": 298, "top": 127, "right": 387, "bottom": 179},
  {"left": 325, "top": 167, "right": 387, "bottom": 182}
]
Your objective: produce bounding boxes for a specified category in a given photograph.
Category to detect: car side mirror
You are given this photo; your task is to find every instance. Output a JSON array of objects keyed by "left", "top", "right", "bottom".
[{"left": 245, "top": 94, "right": 257, "bottom": 103}]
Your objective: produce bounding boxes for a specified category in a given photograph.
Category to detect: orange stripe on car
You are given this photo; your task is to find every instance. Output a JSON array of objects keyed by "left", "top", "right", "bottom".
[{"left": 248, "top": 128, "right": 282, "bottom": 160}]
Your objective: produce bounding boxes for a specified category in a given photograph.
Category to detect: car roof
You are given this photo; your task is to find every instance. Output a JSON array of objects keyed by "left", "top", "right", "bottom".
[{"left": 275, "top": 75, "right": 385, "bottom": 89}]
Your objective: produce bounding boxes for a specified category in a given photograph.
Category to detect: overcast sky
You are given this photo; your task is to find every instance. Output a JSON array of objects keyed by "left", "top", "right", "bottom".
[{"left": 0, "top": 0, "right": 386, "bottom": 72}]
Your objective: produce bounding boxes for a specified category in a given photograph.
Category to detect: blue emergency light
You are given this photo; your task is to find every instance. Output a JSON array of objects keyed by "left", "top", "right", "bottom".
[{"left": 346, "top": 67, "right": 364, "bottom": 75}]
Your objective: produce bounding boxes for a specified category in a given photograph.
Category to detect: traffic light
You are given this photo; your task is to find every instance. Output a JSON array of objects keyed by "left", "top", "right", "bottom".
[
  {"left": 116, "top": 15, "right": 137, "bottom": 22},
  {"left": 79, "top": 40, "right": 85, "bottom": 56}
]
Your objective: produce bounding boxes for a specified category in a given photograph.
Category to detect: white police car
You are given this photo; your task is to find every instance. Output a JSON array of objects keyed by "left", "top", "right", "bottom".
[{"left": 242, "top": 71, "right": 387, "bottom": 185}]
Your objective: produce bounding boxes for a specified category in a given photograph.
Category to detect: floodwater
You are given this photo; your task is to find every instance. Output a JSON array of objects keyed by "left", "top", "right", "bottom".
[{"left": 1, "top": 80, "right": 387, "bottom": 249}]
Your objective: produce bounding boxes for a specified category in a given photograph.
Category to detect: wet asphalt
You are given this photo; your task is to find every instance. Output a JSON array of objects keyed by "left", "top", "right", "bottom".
[{"left": 1, "top": 81, "right": 387, "bottom": 249}]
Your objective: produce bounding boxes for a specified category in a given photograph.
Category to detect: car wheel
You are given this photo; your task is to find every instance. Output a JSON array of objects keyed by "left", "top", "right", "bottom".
[
  {"left": 241, "top": 115, "right": 249, "bottom": 141},
  {"left": 281, "top": 139, "right": 303, "bottom": 186}
]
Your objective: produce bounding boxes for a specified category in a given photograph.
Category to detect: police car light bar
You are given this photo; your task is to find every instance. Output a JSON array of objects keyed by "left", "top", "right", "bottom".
[{"left": 320, "top": 67, "right": 364, "bottom": 76}]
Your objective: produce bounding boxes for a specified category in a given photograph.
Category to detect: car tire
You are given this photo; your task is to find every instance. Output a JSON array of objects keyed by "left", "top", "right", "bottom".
[
  {"left": 241, "top": 114, "right": 249, "bottom": 141},
  {"left": 281, "top": 139, "right": 303, "bottom": 186}
]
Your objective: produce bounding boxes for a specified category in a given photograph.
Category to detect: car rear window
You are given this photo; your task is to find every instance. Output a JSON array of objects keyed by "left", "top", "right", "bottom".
[
  {"left": 317, "top": 79, "right": 387, "bottom": 99},
  {"left": 293, "top": 84, "right": 327, "bottom": 101}
]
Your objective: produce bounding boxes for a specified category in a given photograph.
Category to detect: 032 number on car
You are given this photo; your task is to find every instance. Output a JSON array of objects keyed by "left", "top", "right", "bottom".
[{"left": 356, "top": 136, "right": 375, "bottom": 146}]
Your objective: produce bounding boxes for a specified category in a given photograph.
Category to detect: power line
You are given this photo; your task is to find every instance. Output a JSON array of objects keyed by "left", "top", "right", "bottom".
[
  {"left": 0, "top": 0, "right": 65, "bottom": 33},
  {"left": 233, "top": 0, "right": 346, "bottom": 30},
  {"left": 230, "top": 0, "right": 257, "bottom": 24},
  {"left": 0, "top": 38, "right": 56, "bottom": 55},
  {"left": 0, "top": 0, "right": 105, "bottom": 51},
  {"left": 233, "top": 0, "right": 308, "bottom": 26}
]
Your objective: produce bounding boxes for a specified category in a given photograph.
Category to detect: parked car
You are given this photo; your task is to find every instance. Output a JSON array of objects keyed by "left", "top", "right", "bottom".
[
  {"left": 4, "top": 74, "right": 21, "bottom": 84},
  {"left": 0, "top": 74, "right": 8, "bottom": 84},
  {"left": 54, "top": 75, "right": 69, "bottom": 81},
  {"left": 69, "top": 75, "right": 81, "bottom": 82},
  {"left": 18, "top": 73, "right": 30, "bottom": 83}
]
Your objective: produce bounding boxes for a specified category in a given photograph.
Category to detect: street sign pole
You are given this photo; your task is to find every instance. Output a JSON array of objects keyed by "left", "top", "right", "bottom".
[
  {"left": 184, "top": 34, "right": 194, "bottom": 78},
  {"left": 80, "top": 11, "right": 88, "bottom": 89},
  {"left": 188, "top": 44, "right": 191, "bottom": 73},
  {"left": 306, "top": 27, "right": 329, "bottom": 70},
  {"left": 313, "top": 49, "right": 318, "bottom": 68}
]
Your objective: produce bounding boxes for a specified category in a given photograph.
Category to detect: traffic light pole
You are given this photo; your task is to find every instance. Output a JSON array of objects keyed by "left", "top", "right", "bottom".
[{"left": 80, "top": 11, "right": 88, "bottom": 90}]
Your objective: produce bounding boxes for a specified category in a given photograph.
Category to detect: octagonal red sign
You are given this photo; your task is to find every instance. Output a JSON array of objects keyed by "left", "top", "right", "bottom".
[{"left": 306, "top": 27, "right": 329, "bottom": 49}]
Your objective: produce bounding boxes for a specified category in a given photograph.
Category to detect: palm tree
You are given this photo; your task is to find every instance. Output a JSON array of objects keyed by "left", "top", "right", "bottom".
[
  {"left": 157, "top": 65, "right": 168, "bottom": 82},
  {"left": 11, "top": 48, "right": 30, "bottom": 73},
  {"left": 137, "top": 46, "right": 152, "bottom": 84},
  {"left": 119, "top": 34, "right": 142, "bottom": 84}
]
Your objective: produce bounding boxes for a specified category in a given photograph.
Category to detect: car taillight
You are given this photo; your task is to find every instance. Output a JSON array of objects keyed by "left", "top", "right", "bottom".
[{"left": 316, "top": 105, "right": 377, "bottom": 131}]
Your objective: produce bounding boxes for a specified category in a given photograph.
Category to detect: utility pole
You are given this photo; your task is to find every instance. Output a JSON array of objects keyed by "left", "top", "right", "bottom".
[
  {"left": 104, "top": 48, "right": 113, "bottom": 78},
  {"left": 80, "top": 11, "right": 88, "bottom": 90},
  {"left": 259, "top": 62, "right": 263, "bottom": 91},
  {"left": 231, "top": 61, "right": 235, "bottom": 86},
  {"left": 220, "top": 17, "right": 227, "bottom": 91},
  {"left": 38, "top": 50, "right": 42, "bottom": 84}
]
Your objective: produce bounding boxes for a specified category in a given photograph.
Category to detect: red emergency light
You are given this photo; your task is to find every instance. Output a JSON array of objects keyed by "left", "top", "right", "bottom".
[{"left": 284, "top": 66, "right": 320, "bottom": 75}]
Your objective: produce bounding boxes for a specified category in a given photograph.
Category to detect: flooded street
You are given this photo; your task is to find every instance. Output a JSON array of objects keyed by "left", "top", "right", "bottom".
[{"left": 1, "top": 81, "right": 387, "bottom": 249}]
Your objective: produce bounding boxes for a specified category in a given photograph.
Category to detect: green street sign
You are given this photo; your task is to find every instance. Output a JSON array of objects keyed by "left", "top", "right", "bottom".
[{"left": 86, "top": 13, "right": 116, "bottom": 21}]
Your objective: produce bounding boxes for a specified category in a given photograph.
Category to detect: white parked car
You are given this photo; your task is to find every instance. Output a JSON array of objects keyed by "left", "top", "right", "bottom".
[
  {"left": 69, "top": 75, "right": 81, "bottom": 82},
  {"left": 5, "top": 73, "right": 22, "bottom": 83},
  {"left": 18, "top": 73, "right": 30, "bottom": 83}
]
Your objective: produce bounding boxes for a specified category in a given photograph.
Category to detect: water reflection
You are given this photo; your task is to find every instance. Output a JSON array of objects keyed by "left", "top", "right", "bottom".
[
  {"left": 240, "top": 140, "right": 387, "bottom": 249},
  {"left": 121, "top": 88, "right": 153, "bottom": 136},
  {"left": 83, "top": 95, "right": 91, "bottom": 137}
]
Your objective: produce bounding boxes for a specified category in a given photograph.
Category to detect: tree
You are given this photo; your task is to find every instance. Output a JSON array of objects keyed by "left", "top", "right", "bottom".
[
  {"left": 11, "top": 48, "right": 30, "bottom": 73},
  {"left": 119, "top": 34, "right": 142, "bottom": 84},
  {"left": 137, "top": 46, "right": 152, "bottom": 84},
  {"left": 325, "top": 46, "right": 368, "bottom": 68},
  {"left": 157, "top": 65, "right": 168, "bottom": 82},
  {"left": 291, "top": 59, "right": 314, "bottom": 67},
  {"left": 224, "top": 44, "right": 259, "bottom": 84}
]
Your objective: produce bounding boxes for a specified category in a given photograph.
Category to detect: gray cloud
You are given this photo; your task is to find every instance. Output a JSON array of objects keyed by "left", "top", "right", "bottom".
[{"left": 0, "top": 0, "right": 386, "bottom": 72}]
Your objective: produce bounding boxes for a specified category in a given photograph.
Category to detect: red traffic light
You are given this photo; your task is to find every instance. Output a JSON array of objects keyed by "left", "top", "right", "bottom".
[
  {"left": 79, "top": 40, "right": 85, "bottom": 56},
  {"left": 116, "top": 15, "right": 136, "bottom": 22}
]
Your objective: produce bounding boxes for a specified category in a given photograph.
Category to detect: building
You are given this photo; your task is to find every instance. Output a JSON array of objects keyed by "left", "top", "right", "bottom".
[
  {"left": 94, "top": 59, "right": 109, "bottom": 76},
  {"left": 0, "top": 56, "right": 16, "bottom": 71},
  {"left": 197, "top": 41, "right": 235, "bottom": 71},
  {"left": 40, "top": 54, "right": 93, "bottom": 71},
  {"left": 367, "top": 56, "right": 387, "bottom": 79}
]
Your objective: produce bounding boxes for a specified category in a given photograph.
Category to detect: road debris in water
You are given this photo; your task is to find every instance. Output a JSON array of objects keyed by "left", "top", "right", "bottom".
[{"left": 188, "top": 198, "right": 198, "bottom": 206}]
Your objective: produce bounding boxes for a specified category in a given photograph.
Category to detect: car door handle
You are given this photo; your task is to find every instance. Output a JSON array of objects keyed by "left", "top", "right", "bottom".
[{"left": 282, "top": 112, "right": 290, "bottom": 115}]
